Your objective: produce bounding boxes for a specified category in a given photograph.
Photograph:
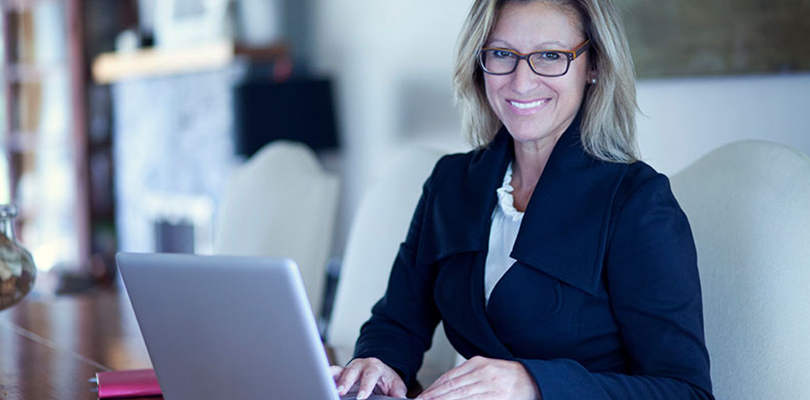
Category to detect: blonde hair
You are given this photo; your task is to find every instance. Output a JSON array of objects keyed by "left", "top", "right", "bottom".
[{"left": 452, "top": 0, "right": 639, "bottom": 163}]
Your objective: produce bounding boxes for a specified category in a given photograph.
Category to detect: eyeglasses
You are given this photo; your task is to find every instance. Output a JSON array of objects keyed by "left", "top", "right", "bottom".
[{"left": 478, "top": 40, "right": 590, "bottom": 77}]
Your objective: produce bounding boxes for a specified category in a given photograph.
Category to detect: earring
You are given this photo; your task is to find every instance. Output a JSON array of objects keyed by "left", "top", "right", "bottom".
[{"left": 589, "top": 77, "right": 598, "bottom": 84}]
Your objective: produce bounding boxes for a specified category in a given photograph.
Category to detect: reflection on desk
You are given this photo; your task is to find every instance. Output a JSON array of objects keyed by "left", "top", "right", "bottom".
[{"left": 0, "top": 288, "right": 156, "bottom": 400}]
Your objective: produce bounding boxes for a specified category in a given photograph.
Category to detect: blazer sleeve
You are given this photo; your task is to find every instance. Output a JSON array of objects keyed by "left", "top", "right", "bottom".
[
  {"left": 518, "top": 173, "right": 714, "bottom": 400},
  {"left": 352, "top": 174, "right": 442, "bottom": 387}
]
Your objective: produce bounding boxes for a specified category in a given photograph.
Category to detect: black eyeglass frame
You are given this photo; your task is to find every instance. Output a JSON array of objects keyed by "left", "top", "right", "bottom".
[{"left": 478, "top": 40, "right": 591, "bottom": 77}]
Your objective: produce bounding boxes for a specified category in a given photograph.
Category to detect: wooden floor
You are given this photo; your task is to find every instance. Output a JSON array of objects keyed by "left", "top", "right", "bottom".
[{"left": 0, "top": 280, "right": 159, "bottom": 400}]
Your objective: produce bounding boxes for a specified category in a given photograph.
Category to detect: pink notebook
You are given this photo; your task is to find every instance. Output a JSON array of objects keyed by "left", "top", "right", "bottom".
[{"left": 95, "top": 368, "right": 162, "bottom": 398}]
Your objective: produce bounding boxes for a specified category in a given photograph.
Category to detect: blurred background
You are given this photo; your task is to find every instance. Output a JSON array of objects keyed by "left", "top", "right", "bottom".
[{"left": 0, "top": 0, "right": 808, "bottom": 293}]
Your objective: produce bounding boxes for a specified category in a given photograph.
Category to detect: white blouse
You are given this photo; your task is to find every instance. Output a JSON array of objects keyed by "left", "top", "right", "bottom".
[{"left": 484, "top": 161, "right": 525, "bottom": 304}]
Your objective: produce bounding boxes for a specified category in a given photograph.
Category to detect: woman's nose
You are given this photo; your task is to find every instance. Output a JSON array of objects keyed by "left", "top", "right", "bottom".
[{"left": 510, "top": 59, "right": 541, "bottom": 93}]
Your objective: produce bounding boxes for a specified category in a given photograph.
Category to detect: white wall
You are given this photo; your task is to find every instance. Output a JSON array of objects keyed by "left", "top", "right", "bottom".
[
  {"left": 637, "top": 73, "right": 810, "bottom": 175},
  {"left": 312, "top": 1, "right": 810, "bottom": 253},
  {"left": 312, "top": 1, "right": 470, "bottom": 251}
]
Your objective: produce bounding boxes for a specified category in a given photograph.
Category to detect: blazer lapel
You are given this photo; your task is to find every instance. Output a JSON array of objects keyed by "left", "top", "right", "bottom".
[
  {"left": 511, "top": 121, "right": 628, "bottom": 296},
  {"left": 418, "top": 128, "right": 512, "bottom": 264}
]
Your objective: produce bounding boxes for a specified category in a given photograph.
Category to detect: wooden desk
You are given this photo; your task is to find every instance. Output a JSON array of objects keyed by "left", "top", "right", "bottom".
[{"left": 0, "top": 287, "right": 159, "bottom": 400}]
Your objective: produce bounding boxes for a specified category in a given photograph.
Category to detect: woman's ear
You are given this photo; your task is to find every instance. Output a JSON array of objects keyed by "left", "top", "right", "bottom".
[{"left": 587, "top": 70, "right": 598, "bottom": 84}]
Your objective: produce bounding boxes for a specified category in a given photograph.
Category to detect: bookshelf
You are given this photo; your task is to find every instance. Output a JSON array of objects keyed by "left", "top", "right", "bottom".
[{"left": 91, "top": 40, "right": 288, "bottom": 83}]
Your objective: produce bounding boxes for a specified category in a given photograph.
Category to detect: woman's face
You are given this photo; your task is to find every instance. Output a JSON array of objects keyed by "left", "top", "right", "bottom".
[{"left": 484, "top": 1, "right": 592, "bottom": 146}]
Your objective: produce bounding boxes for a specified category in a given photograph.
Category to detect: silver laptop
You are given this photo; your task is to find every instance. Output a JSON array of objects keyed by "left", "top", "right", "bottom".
[{"left": 116, "top": 252, "right": 404, "bottom": 400}]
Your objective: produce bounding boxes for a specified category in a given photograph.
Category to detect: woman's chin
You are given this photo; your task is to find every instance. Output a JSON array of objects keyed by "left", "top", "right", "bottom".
[{"left": 506, "top": 126, "right": 559, "bottom": 146}]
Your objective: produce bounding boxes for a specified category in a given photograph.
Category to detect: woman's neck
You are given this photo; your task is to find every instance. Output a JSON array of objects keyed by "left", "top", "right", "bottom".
[{"left": 510, "top": 134, "right": 562, "bottom": 211}]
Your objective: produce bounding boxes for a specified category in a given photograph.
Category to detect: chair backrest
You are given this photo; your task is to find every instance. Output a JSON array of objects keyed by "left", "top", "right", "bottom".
[
  {"left": 327, "top": 146, "right": 458, "bottom": 383},
  {"left": 670, "top": 140, "right": 810, "bottom": 399},
  {"left": 214, "top": 141, "right": 339, "bottom": 316}
]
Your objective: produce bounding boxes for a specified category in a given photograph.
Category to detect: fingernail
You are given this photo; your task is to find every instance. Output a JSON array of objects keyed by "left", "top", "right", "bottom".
[
  {"left": 357, "top": 390, "right": 367, "bottom": 399},
  {"left": 336, "top": 385, "right": 344, "bottom": 393}
]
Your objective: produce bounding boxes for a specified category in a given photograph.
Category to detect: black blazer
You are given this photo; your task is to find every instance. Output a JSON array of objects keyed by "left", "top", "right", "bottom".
[{"left": 354, "top": 121, "right": 713, "bottom": 400}]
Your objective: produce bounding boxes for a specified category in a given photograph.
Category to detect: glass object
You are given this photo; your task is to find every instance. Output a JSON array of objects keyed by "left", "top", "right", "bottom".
[
  {"left": 479, "top": 40, "right": 591, "bottom": 77},
  {"left": 0, "top": 204, "right": 36, "bottom": 310}
]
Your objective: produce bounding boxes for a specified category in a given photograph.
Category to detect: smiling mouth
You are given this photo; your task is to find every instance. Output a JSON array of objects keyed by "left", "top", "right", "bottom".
[{"left": 509, "top": 99, "right": 549, "bottom": 109}]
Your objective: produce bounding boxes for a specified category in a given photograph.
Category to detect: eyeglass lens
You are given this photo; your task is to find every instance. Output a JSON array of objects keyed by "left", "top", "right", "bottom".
[{"left": 481, "top": 49, "right": 569, "bottom": 76}]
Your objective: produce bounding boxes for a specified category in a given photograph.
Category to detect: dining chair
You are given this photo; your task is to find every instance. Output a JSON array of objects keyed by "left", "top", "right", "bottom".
[
  {"left": 326, "top": 145, "right": 459, "bottom": 386},
  {"left": 214, "top": 140, "right": 339, "bottom": 317},
  {"left": 670, "top": 140, "right": 810, "bottom": 399}
]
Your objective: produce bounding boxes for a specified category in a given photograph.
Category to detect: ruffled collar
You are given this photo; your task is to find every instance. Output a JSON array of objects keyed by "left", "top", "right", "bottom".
[{"left": 495, "top": 162, "right": 524, "bottom": 222}]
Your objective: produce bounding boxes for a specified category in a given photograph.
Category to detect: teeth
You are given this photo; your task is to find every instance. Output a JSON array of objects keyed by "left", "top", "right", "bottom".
[{"left": 510, "top": 99, "right": 547, "bottom": 109}]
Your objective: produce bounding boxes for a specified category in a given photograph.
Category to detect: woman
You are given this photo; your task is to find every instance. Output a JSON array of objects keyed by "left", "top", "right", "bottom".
[{"left": 332, "top": 0, "right": 714, "bottom": 399}]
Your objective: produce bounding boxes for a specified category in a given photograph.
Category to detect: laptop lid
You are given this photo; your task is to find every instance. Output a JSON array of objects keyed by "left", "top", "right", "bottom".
[{"left": 117, "top": 252, "right": 363, "bottom": 400}]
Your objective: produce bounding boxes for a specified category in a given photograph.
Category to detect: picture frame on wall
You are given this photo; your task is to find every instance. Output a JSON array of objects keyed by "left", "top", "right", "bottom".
[{"left": 618, "top": 0, "right": 810, "bottom": 77}]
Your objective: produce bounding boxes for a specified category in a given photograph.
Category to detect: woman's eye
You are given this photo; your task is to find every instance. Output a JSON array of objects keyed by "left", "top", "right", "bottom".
[
  {"left": 540, "top": 52, "right": 561, "bottom": 61},
  {"left": 493, "top": 50, "right": 514, "bottom": 59}
]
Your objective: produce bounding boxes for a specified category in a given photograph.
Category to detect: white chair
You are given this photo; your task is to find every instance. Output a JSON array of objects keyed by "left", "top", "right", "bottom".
[
  {"left": 327, "top": 146, "right": 459, "bottom": 385},
  {"left": 214, "top": 140, "right": 339, "bottom": 317},
  {"left": 670, "top": 141, "right": 810, "bottom": 399}
]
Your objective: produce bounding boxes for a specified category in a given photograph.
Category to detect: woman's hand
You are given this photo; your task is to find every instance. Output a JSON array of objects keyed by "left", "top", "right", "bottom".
[
  {"left": 415, "top": 356, "right": 540, "bottom": 400},
  {"left": 330, "top": 357, "right": 407, "bottom": 400}
]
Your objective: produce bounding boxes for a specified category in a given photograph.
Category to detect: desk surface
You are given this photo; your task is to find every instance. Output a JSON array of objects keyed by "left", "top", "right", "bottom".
[{"left": 0, "top": 286, "right": 159, "bottom": 400}]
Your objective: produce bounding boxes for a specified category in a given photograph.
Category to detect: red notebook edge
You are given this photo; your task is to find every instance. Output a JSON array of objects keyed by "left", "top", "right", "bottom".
[{"left": 96, "top": 368, "right": 162, "bottom": 398}]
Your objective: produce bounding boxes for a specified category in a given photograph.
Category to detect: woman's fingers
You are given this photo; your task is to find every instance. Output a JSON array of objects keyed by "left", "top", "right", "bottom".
[
  {"left": 419, "top": 371, "right": 478, "bottom": 398},
  {"left": 389, "top": 381, "right": 408, "bottom": 398},
  {"left": 334, "top": 357, "right": 406, "bottom": 399},
  {"left": 330, "top": 365, "right": 345, "bottom": 380},
  {"left": 416, "top": 356, "right": 539, "bottom": 400},
  {"left": 379, "top": 367, "right": 408, "bottom": 398},
  {"left": 420, "top": 356, "right": 481, "bottom": 395},
  {"left": 419, "top": 381, "right": 476, "bottom": 400},
  {"left": 356, "top": 361, "right": 385, "bottom": 399},
  {"left": 418, "top": 369, "right": 479, "bottom": 400},
  {"left": 336, "top": 362, "right": 361, "bottom": 395}
]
